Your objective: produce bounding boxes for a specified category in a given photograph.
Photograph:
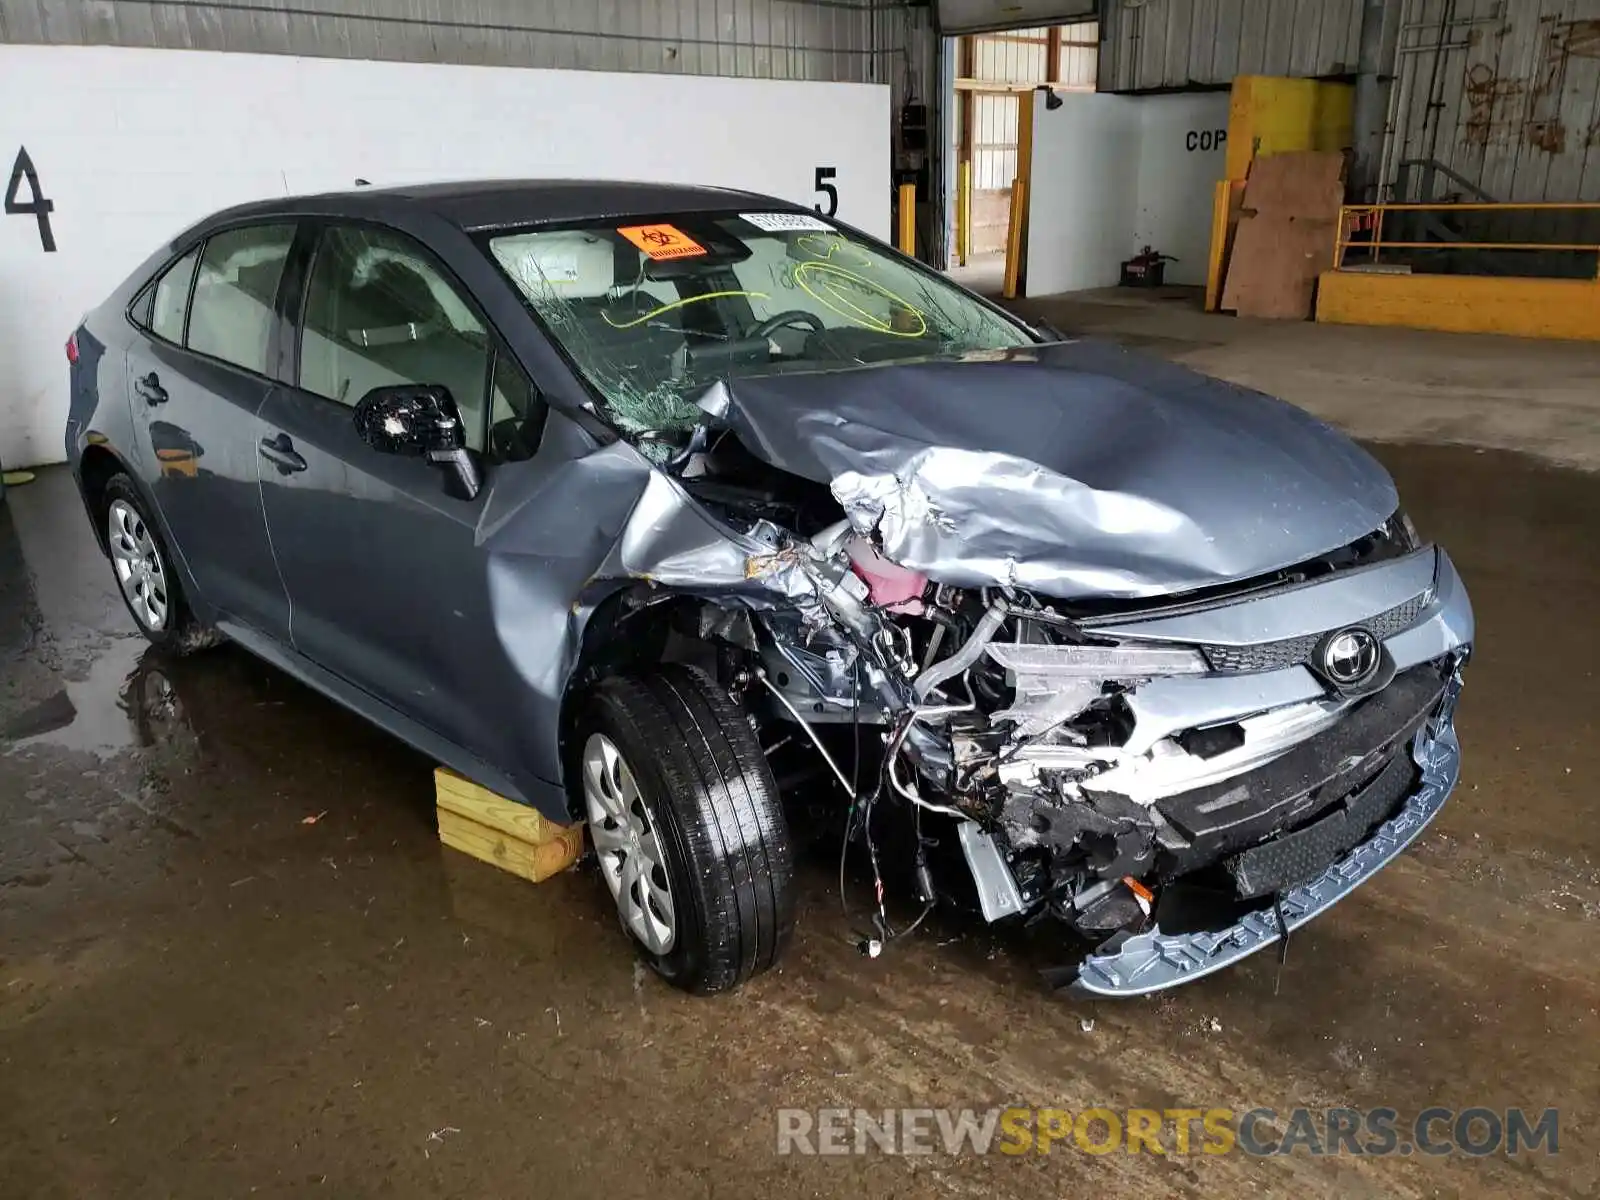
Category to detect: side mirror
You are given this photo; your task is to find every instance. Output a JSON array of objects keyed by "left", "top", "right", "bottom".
[{"left": 354, "top": 384, "right": 481, "bottom": 500}]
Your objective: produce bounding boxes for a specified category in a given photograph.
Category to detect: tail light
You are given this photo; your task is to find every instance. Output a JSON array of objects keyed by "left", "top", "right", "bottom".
[{"left": 65, "top": 330, "right": 79, "bottom": 365}]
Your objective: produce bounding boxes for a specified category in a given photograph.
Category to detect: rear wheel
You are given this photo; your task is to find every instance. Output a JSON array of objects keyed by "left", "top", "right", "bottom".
[
  {"left": 102, "top": 474, "right": 218, "bottom": 654},
  {"left": 577, "top": 665, "right": 795, "bottom": 994}
]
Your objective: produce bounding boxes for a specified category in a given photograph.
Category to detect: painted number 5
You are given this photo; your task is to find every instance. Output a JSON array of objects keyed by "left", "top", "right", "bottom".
[
  {"left": 813, "top": 166, "right": 838, "bottom": 218},
  {"left": 6, "top": 147, "right": 56, "bottom": 252}
]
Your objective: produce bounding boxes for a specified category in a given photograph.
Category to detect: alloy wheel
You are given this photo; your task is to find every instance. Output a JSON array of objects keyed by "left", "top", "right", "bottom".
[
  {"left": 582, "top": 732, "right": 677, "bottom": 955},
  {"left": 107, "top": 499, "right": 169, "bottom": 632}
]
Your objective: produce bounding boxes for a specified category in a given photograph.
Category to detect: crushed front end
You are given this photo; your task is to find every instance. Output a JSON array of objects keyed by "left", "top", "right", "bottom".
[
  {"left": 731, "top": 512, "right": 1472, "bottom": 996},
  {"left": 569, "top": 347, "right": 1473, "bottom": 995}
]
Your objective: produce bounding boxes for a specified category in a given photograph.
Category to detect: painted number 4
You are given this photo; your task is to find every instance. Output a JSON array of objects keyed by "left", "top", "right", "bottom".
[{"left": 6, "top": 147, "right": 56, "bottom": 252}]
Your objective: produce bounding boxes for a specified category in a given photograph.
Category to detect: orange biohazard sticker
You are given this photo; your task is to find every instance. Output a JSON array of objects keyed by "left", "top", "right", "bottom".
[{"left": 618, "top": 223, "right": 707, "bottom": 261}]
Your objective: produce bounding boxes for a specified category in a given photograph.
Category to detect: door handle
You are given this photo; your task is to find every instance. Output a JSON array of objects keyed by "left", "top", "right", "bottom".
[
  {"left": 258, "top": 432, "right": 308, "bottom": 475},
  {"left": 134, "top": 371, "right": 168, "bottom": 406}
]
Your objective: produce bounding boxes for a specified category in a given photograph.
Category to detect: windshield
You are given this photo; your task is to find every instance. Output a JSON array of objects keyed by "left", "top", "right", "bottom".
[{"left": 484, "top": 211, "right": 1034, "bottom": 442}]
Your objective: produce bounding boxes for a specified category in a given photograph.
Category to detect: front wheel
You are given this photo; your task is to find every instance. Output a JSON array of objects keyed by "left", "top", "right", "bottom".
[{"left": 577, "top": 665, "right": 795, "bottom": 994}]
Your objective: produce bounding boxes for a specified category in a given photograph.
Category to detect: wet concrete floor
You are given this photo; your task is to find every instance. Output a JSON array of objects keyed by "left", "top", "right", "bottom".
[{"left": 1, "top": 446, "right": 1596, "bottom": 1199}]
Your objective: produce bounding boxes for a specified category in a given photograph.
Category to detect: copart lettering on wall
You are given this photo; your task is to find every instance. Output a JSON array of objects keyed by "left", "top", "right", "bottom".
[{"left": 1185, "top": 128, "right": 1227, "bottom": 152}]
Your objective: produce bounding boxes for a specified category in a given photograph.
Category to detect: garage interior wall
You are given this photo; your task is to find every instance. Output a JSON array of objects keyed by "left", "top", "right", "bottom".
[
  {"left": 1100, "top": 0, "right": 1367, "bottom": 90},
  {"left": 1382, "top": 0, "right": 1600, "bottom": 205},
  {"left": 0, "top": 0, "right": 914, "bottom": 471},
  {"left": 1101, "top": 0, "right": 1600, "bottom": 210},
  {"left": 0, "top": 0, "right": 932, "bottom": 103},
  {"left": 1024, "top": 89, "right": 1230, "bottom": 294}
]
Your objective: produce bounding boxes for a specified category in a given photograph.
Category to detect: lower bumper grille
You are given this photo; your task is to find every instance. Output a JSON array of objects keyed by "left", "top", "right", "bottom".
[
  {"left": 1227, "top": 750, "right": 1418, "bottom": 898},
  {"left": 1153, "top": 661, "right": 1447, "bottom": 875}
]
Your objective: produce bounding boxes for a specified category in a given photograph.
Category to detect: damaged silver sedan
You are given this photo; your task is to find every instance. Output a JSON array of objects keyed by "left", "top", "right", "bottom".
[{"left": 67, "top": 182, "right": 1471, "bottom": 996}]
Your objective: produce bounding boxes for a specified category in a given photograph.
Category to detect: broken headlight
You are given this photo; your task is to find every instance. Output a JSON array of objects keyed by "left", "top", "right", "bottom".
[{"left": 1389, "top": 508, "right": 1421, "bottom": 552}]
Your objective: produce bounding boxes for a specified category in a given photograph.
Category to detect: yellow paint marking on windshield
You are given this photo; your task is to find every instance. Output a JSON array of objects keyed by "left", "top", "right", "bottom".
[
  {"left": 601, "top": 290, "right": 770, "bottom": 330},
  {"left": 794, "top": 233, "right": 876, "bottom": 269},
  {"left": 793, "top": 261, "right": 928, "bottom": 338}
]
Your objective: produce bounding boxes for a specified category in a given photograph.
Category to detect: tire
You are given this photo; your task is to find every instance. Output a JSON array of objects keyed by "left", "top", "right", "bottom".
[
  {"left": 101, "top": 473, "right": 219, "bottom": 654},
  {"left": 577, "top": 664, "right": 795, "bottom": 994}
]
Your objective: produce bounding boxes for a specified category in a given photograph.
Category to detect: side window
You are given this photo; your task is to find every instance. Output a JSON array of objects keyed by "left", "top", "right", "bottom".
[
  {"left": 187, "top": 224, "right": 295, "bottom": 375},
  {"left": 487, "top": 348, "right": 548, "bottom": 463},
  {"left": 148, "top": 247, "right": 200, "bottom": 344},
  {"left": 299, "top": 224, "right": 491, "bottom": 452},
  {"left": 131, "top": 282, "right": 155, "bottom": 329}
]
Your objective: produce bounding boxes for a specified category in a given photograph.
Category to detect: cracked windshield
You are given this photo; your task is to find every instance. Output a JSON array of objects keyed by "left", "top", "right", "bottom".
[{"left": 487, "top": 211, "right": 1032, "bottom": 447}]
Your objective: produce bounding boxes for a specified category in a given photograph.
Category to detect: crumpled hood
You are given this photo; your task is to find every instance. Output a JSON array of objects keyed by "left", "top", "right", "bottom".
[{"left": 697, "top": 340, "right": 1398, "bottom": 599}]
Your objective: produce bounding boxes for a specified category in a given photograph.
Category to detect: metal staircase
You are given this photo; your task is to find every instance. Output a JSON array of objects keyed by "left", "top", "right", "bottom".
[{"left": 1384, "top": 159, "right": 1600, "bottom": 280}]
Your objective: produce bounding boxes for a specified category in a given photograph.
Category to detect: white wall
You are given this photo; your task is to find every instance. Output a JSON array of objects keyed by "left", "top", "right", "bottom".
[
  {"left": 0, "top": 45, "right": 889, "bottom": 469},
  {"left": 1026, "top": 89, "right": 1229, "bottom": 295},
  {"left": 1132, "top": 93, "right": 1230, "bottom": 286},
  {"left": 1024, "top": 94, "right": 1139, "bottom": 296}
]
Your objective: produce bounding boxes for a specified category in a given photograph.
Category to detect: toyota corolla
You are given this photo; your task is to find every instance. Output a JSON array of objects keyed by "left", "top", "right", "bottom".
[{"left": 64, "top": 180, "right": 1472, "bottom": 996}]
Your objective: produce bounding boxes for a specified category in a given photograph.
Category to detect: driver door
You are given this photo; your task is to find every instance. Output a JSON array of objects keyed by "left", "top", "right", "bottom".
[{"left": 255, "top": 221, "right": 510, "bottom": 755}]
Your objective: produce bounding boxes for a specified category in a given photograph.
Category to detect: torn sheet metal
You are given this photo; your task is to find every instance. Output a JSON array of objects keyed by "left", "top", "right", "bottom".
[
  {"left": 473, "top": 416, "right": 829, "bottom": 819},
  {"left": 697, "top": 341, "right": 1398, "bottom": 599}
]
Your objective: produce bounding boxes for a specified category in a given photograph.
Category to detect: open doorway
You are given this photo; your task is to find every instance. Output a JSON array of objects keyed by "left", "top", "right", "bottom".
[{"left": 946, "top": 21, "right": 1098, "bottom": 294}]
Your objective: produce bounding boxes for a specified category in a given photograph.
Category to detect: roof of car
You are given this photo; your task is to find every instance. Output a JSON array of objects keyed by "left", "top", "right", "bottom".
[{"left": 191, "top": 178, "right": 805, "bottom": 236}]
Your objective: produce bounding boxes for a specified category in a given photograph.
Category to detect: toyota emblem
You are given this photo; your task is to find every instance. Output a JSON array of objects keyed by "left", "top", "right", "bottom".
[{"left": 1319, "top": 627, "right": 1381, "bottom": 686}]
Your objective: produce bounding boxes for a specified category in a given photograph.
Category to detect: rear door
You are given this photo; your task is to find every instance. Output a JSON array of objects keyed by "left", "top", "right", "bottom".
[
  {"left": 124, "top": 223, "right": 298, "bottom": 637},
  {"left": 256, "top": 220, "right": 537, "bottom": 755}
]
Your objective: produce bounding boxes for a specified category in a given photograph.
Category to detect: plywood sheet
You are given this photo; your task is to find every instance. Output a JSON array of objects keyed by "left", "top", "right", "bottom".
[
  {"left": 1241, "top": 150, "right": 1345, "bottom": 219},
  {"left": 1223, "top": 213, "right": 1337, "bottom": 319},
  {"left": 1221, "top": 149, "right": 1345, "bottom": 319}
]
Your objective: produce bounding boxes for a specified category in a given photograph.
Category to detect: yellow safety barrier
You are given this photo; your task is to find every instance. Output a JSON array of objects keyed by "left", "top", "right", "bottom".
[
  {"left": 897, "top": 182, "right": 917, "bottom": 257},
  {"left": 956, "top": 160, "right": 973, "bottom": 268},
  {"left": 1002, "top": 89, "right": 1036, "bottom": 300},
  {"left": 1319, "top": 202, "right": 1600, "bottom": 342},
  {"left": 1334, "top": 202, "right": 1600, "bottom": 272}
]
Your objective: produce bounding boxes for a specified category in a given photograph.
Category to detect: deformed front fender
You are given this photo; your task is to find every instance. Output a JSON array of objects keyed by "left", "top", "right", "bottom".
[{"left": 474, "top": 414, "right": 824, "bottom": 819}]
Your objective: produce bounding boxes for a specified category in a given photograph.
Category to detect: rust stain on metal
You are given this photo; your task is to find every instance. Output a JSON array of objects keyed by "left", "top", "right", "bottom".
[
  {"left": 1524, "top": 119, "right": 1567, "bottom": 155},
  {"left": 1462, "top": 63, "right": 1523, "bottom": 147},
  {"left": 1560, "top": 19, "right": 1600, "bottom": 59},
  {"left": 1515, "top": 24, "right": 1574, "bottom": 155}
]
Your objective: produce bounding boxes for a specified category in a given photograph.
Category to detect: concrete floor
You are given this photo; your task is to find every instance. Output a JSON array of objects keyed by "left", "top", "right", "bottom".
[{"left": 3, "top": 316, "right": 1599, "bottom": 1198}]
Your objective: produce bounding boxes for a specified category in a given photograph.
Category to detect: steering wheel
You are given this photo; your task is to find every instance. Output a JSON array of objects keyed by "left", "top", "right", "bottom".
[{"left": 749, "top": 309, "right": 826, "bottom": 340}]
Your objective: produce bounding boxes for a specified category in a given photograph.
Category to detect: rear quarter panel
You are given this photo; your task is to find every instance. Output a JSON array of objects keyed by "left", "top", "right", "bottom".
[{"left": 65, "top": 238, "right": 180, "bottom": 482}]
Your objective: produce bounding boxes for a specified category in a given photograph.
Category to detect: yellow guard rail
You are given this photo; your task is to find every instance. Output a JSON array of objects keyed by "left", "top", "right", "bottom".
[{"left": 1334, "top": 202, "right": 1600, "bottom": 275}]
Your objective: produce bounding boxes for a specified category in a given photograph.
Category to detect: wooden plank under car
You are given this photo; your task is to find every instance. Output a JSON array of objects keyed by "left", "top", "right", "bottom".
[{"left": 435, "top": 767, "right": 583, "bottom": 884}]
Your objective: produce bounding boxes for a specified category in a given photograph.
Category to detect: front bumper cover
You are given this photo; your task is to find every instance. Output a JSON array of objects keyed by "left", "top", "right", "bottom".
[{"left": 1061, "top": 659, "right": 1465, "bottom": 997}]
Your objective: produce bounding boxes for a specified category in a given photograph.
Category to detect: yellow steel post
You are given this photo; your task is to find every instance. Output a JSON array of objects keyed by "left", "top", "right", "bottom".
[
  {"left": 1206, "top": 178, "right": 1231, "bottom": 311},
  {"left": 1002, "top": 181, "right": 1027, "bottom": 299},
  {"left": 957, "top": 160, "right": 972, "bottom": 267},
  {"left": 1003, "top": 88, "right": 1037, "bottom": 300},
  {"left": 897, "top": 181, "right": 917, "bottom": 257}
]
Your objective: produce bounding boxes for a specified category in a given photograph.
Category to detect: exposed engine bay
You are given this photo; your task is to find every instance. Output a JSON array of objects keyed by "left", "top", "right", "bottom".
[{"left": 612, "top": 412, "right": 1474, "bottom": 990}]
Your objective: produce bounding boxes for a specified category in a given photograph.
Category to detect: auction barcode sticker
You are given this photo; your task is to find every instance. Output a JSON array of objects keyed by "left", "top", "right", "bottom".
[{"left": 741, "top": 212, "right": 835, "bottom": 233}]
